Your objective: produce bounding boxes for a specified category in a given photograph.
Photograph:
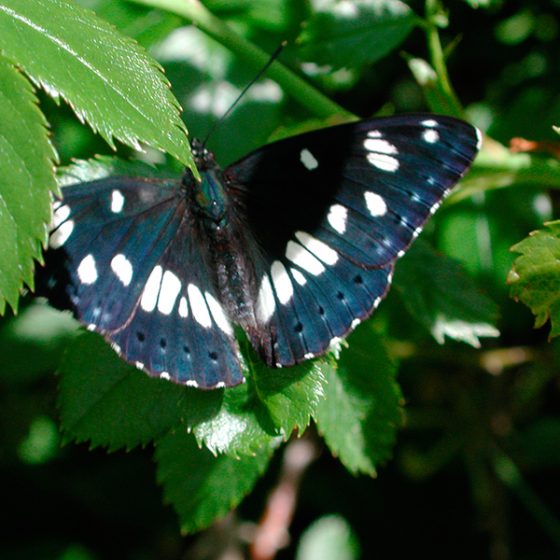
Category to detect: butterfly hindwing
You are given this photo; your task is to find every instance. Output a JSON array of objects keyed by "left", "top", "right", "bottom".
[
  {"left": 37, "top": 176, "right": 243, "bottom": 388},
  {"left": 227, "top": 115, "right": 480, "bottom": 367}
]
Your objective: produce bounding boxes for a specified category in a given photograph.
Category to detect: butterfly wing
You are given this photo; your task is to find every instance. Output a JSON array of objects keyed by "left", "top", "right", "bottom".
[
  {"left": 37, "top": 176, "right": 243, "bottom": 389},
  {"left": 226, "top": 114, "right": 480, "bottom": 366}
]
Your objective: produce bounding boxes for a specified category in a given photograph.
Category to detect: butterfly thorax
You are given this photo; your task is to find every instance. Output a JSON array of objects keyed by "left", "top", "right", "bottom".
[
  {"left": 188, "top": 140, "right": 229, "bottom": 230},
  {"left": 185, "top": 141, "right": 260, "bottom": 330}
]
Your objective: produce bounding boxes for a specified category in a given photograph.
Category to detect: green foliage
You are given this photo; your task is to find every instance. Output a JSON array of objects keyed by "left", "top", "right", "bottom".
[
  {"left": 155, "top": 428, "right": 273, "bottom": 533},
  {"left": 0, "top": 59, "right": 57, "bottom": 312},
  {"left": 0, "top": 0, "right": 192, "bottom": 168},
  {"left": 394, "top": 240, "right": 499, "bottom": 347},
  {"left": 314, "top": 327, "right": 403, "bottom": 476},
  {"left": 298, "top": 0, "right": 418, "bottom": 69},
  {"left": 508, "top": 221, "right": 560, "bottom": 338}
]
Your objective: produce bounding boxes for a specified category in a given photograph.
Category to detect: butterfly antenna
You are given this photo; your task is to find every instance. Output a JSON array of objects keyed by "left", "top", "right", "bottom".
[{"left": 201, "top": 41, "right": 287, "bottom": 148}]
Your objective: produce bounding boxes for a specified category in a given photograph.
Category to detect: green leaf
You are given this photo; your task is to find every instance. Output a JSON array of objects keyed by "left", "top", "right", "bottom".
[
  {"left": 192, "top": 381, "right": 282, "bottom": 458},
  {"left": 58, "top": 331, "right": 222, "bottom": 451},
  {"left": 298, "top": 0, "right": 418, "bottom": 69},
  {"left": 394, "top": 240, "right": 500, "bottom": 347},
  {"left": 0, "top": 57, "right": 57, "bottom": 313},
  {"left": 0, "top": 0, "right": 193, "bottom": 170},
  {"left": 252, "top": 357, "right": 329, "bottom": 436},
  {"left": 296, "top": 515, "right": 360, "bottom": 560},
  {"left": 155, "top": 428, "right": 273, "bottom": 534},
  {"left": 508, "top": 220, "right": 560, "bottom": 338},
  {"left": 314, "top": 327, "right": 403, "bottom": 476}
]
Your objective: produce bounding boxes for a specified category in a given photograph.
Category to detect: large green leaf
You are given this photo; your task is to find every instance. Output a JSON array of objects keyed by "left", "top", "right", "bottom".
[
  {"left": 0, "top": 58, "right": 57, "bottom": 313},
  {"left": 298, "top": 0, "right": 417, "bottom": 69},
  {"left": 155, "top": 428, "right": 273, "bottom": 534},
  {"left": 58, "top": 331, "right": 223, "bottom": 451},
  {"left": 314, "top": 327, "right": 403, "bottom": 476},
  {"left": 0, "top": 0, "right": 193, "bottom": 170},
  {"left": 508, "top": 220, "right": 560, "bottom": 338},
  {"left": 394, "top": 240, "right": 500, "bottom": 347}
]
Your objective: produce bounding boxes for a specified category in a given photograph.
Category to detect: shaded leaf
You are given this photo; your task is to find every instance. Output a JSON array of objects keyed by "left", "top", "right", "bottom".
[
  {"left": 508, "top": 220, "right": 560, "bottom": 338},
  {"left": 58, "top": 331, "right": 222, "bottom": 451},
  {"left": 298, "top": 0, "right": 417, "bottom": 69},
  {"left": 394, "top": 240, "right": 500, "bottom": 347},
  {"left": 155, "top": 428, "right": 273, "bottom": 534},
  {"left": 314, "top": 327, "right": 403, "bottom": 476},
  {"left": 0, "top": 0, "right": 192, "bottom": 170},
  {"left": 0, "top": 57, "right": 57, "bottom": 313}
]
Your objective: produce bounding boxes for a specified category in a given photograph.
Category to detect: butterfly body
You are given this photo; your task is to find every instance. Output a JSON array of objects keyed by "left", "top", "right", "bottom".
[{"left": 37, "top": 115, "right": 481, "bottom": 389}]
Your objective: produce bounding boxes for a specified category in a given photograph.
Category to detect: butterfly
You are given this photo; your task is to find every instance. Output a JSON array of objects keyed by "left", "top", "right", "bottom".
[{"left": 36, "top": 114, "right": 481, "bottom": 389}]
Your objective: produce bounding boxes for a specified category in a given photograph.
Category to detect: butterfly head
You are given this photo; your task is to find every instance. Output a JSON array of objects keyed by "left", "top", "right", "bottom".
[{"left": 186, "top": 140, "right": 229, "bottom": 230}]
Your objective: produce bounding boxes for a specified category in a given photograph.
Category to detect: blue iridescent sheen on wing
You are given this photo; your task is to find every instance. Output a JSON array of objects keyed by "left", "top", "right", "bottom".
[{"left": 36, "top": 114, "right": 480, "bottom": 388}]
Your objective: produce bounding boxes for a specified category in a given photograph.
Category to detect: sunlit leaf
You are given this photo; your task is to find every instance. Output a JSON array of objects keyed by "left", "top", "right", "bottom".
[
  {"left": 296, "top": 515, "right": 360, "bottom": 560},
  {"left": 508, "top": 220, "right": 560, "bottom": 338},
  {"left": 0, "top": 0, "right": 193, "bottom": 170},
  {"left": 0, "top": 57, "right": 57, "bottom": 313}
]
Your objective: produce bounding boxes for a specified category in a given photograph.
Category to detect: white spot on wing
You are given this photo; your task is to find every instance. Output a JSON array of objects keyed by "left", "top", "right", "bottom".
[
  {"left": 111, "top": 254, "right": 133, "bottom": 286},
  {"left": 286, "top": 241, "right": 325, "bottom": 276},
  {"left": 178, "top": 296, "right": 189, "bottom": 318},
  {"left": 49, "top": 220, "right": 74, "bottom": 248},
  {"left": 300, "top": 148, "right": 319, "bottom": 170},
  {"left": 367, "top": 130, "right": 383, "bottom": 138},
  {"left": 188, "top": 283, "right": 212, "bottom": 328},
  {"left": 363, "top": 138, "right": 397, "bottom": 154},
  {"left": 271, "top": 261, "right": 294, "bottom": 305},
  {"left": 186, "top": 379, "right": 199, "bottom": 388},
  {"left": 475, "top": 127, "right": 483, "bottom": 150},
  {"left": 364, "top": 191, "right": 387, "bottom": 217},
  {"left": 110, "top": 190, "right": 125, "bottom": 213},
  {"left": 257, "top": 274, "right": 276, "bottom": 323},
  {"left": 160, "top": 371, "right": 171, "bottom": 380},
  {"left": 52, "top": 204, "right": 70, "bottom": 228},
  {"left": 157, "top": 270, "right": 182, "bottom": 315},
  {"left": 140, "top": 265, "right": 163, "bottom": 312},
  {"left": 291, "top": 268, "right": 307, "bottom": 286},
  {"left": 366, "top": 152, "right": 399, "bottom": 172},
  {"left": 205, "top": 292, "right": 233, "bottom": 335},
  {"left": 295, "top": 231, "right": 338, "bottom": 265},
  {"left": 327, "top": 204, "right": 348, "bottom": 234},
  {"left": 77, "top": 254, "right": 98, "bottom": 285},
  {"left": 422, "top": 119, "right": 438, "bottom": 127},
  {"left": 422, "top": 129, "right": 439, "bottom": 143}
]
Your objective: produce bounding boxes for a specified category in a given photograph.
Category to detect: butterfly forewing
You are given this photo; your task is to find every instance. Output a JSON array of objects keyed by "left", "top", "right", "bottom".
[
  {"left": 228, "top": 115, "right": 480, "bottom": 267},
  {"left": 37, "top": 176, "right": 244, "bottom": 389}
]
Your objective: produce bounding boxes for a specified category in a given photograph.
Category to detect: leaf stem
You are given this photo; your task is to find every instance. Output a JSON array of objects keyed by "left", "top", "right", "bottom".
[
  {"left": 493, "top": 449, "right": 560, "bottom": 547},
  {"left": 424, "top": 0, "right": 463, "bottom": 118},
  {"left": 129, "top": 0, "right": 352, "bottom": 119}
]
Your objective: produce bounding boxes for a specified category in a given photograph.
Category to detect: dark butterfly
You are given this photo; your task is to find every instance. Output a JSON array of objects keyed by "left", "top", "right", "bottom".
[{"left": 36, "top": 114, "right": 481, "bottom": 389}]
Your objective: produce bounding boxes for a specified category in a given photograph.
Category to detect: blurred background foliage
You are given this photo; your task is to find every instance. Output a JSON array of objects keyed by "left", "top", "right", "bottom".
[{"left": 1, "top": 0, "right": 560, "bottom": 559}]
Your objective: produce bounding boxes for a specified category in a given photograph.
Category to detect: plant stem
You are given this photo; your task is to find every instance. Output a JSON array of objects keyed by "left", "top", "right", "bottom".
[
  {"left": 424, "top": 0, "right": 463, "bottom": 118},
  {"left": 493, "top": 449, "right": 560, "bottom": 547},
  {"left": 129, "top": 0, "right": 352, "bottom": 119}
]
